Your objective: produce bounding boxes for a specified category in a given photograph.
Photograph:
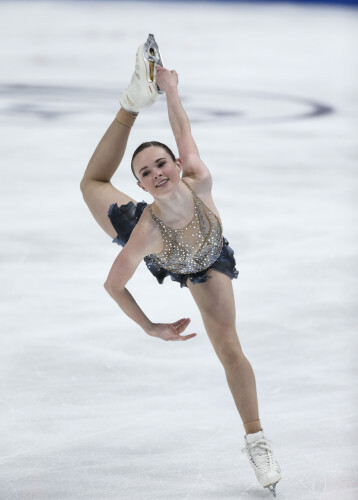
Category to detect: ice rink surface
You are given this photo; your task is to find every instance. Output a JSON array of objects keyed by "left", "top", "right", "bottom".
[{"left": 0, "top": 1, "right": 357, "bottom": 498}]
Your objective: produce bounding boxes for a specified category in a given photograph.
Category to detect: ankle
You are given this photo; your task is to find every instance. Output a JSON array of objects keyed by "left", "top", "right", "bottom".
[{"left": 244, "top": 419, "right": 262, "bottom": 435}]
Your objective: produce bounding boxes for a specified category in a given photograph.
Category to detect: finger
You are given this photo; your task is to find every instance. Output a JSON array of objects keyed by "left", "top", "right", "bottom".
[
  {"left": 171, "top": 319, "right": 187, "bottom": 330},
  {"left": 172, "top": 319, "right": 190, "bottom": 334},
  {"left": 173, "top": 317, "right": 190, "bottom": 328},
  {"left": 181, "top": 333, "right": 197, "bottom": 341},
  {"left": 177, "top": 333, "right": 197, "bottom": 341},
  {"left": 167, "top": 333, "right": 196, "bottom": 342},
  {"left": 171, "top": 328, "right": 197, "bottom": 340},
  {"left": 170, "top": 324, "right": 185, "bottom": 337}
]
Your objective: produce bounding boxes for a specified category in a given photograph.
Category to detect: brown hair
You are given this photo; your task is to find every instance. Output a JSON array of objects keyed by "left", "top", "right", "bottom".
[{"left": 131, "top": 141, "right": 176, "bottom": 180}]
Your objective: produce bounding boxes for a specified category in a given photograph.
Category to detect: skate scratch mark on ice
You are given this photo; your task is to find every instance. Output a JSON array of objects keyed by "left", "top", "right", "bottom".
[
  {"left": 237, "top": 484, "right": 257, "bottom": 499},
  {"left": 8, "top": 454, "right": 92, "bottom": 483},
  {"left": 0, "top": 399, "right": 16, "bottom": 422},
  {"left": 180, "top": 415, "right": 232, "bottom": 452},
  {"left": 0, "top": 415, "right": 147, "bottom": 462},
  {"left": 313, "top": 471, "right": 327, "bottom": 499},
  {"left": 172, "top": 432, "right": 202, "bottom": 500},
  {"left": 0, "top": 479, "right": 19, "bottom": 500},
  {"left": 243, "top": 234, "right": 335, "bottom": 262},
  {"left": 292, "top": 473, "right": 323, "bottom": 500},
  {"left": 296, "top": 421, "right": 346, "bottom": 447},
  {"left": 0, "top": 401, "right": 35, "bottom": 464},
  {"left": 134, "top": 417, "right": 233, "bottom": 458}
]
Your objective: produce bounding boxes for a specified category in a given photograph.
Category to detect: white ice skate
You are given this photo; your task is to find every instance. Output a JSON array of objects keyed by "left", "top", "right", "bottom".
[
  {"left": 120, "top": 34, "right": 164, "bottom": 113},
  {"left": 242, "top": 429, "right": 281, "bottom": 497}
]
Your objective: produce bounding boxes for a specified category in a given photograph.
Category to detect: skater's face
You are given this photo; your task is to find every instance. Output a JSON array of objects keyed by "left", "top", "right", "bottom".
[{"left": 133, "top": 146, "right": 182, "bottom": 194}]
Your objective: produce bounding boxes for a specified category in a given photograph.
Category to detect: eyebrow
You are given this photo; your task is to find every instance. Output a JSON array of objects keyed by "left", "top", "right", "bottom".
[{"left": 138, "top": 157, "right": 166, "bottom": 174}]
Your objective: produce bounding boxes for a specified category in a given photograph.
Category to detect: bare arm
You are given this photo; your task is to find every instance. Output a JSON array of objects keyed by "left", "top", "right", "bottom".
[
  {"left": 155, "top": 66, "right": 211, "bottom": 182},
  {"left": 104, "top": 216, "right": 196, "bottom": 342}
]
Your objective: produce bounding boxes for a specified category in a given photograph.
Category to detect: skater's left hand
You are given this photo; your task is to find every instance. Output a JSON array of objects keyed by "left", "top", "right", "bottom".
[{"left": 155, "top": 66, "right": 178, "bottom": 93}]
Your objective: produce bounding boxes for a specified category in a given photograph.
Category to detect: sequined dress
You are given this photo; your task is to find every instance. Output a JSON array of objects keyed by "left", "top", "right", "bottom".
[
  {"left": 147, "top": 180, "right": 223, "bottom": 274},
  {"left": 108, "top": 180, "right": 239, "bottom": 288}
]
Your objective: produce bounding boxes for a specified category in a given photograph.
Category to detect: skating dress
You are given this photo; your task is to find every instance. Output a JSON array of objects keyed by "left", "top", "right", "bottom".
[{"left": 108, "top": 179, "right": 238, "bottom": 288}]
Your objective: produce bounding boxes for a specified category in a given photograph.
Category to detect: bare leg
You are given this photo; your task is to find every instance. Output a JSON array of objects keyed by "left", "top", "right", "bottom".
[
  {"left": 187, "top": 270, "right": 261, "bottom": 433},
  {"left": 80, "top": 110, "right": 138, "bottom": 238}
]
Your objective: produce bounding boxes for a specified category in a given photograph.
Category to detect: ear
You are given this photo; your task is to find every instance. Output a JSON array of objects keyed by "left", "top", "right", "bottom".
[
  {"left": 176, "top": 158, "right": 182, "bottom": 173},
  {"left": 137, "top": 181, "right": 147, "bottom": 191}
]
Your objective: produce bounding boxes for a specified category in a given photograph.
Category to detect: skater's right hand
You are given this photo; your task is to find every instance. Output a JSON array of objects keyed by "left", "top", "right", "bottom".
[
  {"left": 155, "top": 66, "right": 178, "bottom": 93},
  {"left": 147, "top": 317, "right": 197, "bottom": 341}
]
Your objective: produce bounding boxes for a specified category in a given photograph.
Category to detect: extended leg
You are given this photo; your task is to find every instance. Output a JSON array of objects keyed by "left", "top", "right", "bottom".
[
  {"left": 188, "top": 270, "right": 281, "bottom": 494},
  {"left": 81, "top": 34, "right": 164, "bottom": 239},
  {"left": 187, "top": 270, "right": 260, "bottom": 428},
  {"left": 80, "top": 111, "right": 138, "bottom": 239}
]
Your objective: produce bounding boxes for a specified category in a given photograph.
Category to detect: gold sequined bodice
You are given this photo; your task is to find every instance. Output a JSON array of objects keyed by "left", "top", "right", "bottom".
[{"left": 147, "top": 180, "right": 223, "bottom": 274}]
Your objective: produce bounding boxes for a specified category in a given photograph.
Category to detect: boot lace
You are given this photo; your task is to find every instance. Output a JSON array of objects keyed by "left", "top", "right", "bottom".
[{"left": 242, "top": 437, "right": 277, "bottom": 472}]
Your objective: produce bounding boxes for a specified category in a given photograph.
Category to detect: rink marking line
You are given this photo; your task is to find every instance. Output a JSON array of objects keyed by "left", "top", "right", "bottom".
[{"left": 0, "top": 83, "right": 334, "bottom": 126}]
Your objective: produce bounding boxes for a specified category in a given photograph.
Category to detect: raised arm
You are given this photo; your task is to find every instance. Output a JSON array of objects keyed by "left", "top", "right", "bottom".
[{"left": 155, "top": 66, "right": 211, "bottom": 181}]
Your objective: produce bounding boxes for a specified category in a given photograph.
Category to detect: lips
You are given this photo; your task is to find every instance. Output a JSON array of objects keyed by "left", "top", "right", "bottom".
[{"left": 156, "top": 179, "right": 169, "bottom": 188}]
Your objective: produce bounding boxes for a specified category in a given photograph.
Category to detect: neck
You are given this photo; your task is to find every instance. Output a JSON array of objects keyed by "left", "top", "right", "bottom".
[{"left": 152, "top": 179, "right": 190, "bottom": 219}]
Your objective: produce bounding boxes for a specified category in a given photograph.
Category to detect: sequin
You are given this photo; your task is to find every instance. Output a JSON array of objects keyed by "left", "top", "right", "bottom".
[{"left": 147, "top": 180, "right": 223, "bottom": 274}]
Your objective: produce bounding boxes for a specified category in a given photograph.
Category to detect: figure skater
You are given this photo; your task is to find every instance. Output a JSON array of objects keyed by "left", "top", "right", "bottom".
[{"left": 80, "top": 34, "right": 281, "bottom": 497}]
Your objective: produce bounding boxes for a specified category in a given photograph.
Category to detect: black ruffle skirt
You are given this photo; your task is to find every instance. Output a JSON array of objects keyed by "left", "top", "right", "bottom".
[{"left": 108, "top": 201, "right": 239, "bottom": 288}]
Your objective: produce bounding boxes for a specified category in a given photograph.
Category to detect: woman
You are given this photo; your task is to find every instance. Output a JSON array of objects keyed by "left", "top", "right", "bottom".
[{"left": 80, "top": 35, "right": 281, "bottom": 497}]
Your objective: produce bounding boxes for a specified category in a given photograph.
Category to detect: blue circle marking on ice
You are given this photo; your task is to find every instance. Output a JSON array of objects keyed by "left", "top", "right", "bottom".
[{"left": 0, "top": 83, "right": 334, "bottom": 125}]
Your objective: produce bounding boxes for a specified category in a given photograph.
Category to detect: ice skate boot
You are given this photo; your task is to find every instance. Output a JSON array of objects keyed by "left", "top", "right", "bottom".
[
  {"left": 120, "top": 34, "right": 164, "bottom": 114},
  {"left": 242, "top": 429, "right": 281, "bottom": 497}
]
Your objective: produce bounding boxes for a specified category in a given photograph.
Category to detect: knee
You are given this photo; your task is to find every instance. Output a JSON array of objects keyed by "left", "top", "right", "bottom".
[
  {"left": 218, "top": 344, "right": 244, "bottom": 366},
  {"left": 211, "top": 330, "right": 244, "bottom": 366}
]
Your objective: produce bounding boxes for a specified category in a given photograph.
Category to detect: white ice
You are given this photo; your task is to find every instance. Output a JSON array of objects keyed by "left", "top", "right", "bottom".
[{"left": 0, "top": 1, "right": 357, "bottom": 499}]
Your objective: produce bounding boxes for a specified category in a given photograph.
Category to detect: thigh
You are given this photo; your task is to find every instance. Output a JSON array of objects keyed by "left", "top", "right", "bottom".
[
  {"left": 187, "top": 269, "right": 240, "bottom": 347},
  {"left": 81, "top": 179, "right": 137, "bottom": 239}
]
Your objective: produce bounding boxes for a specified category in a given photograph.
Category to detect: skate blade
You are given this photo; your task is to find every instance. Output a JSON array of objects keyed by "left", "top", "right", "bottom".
[
  {"left": 265, "top": 480, "right": 280, "bottom": 497},
  {"left": 143, "top": 33, "right": 164, "bottom": 94}
]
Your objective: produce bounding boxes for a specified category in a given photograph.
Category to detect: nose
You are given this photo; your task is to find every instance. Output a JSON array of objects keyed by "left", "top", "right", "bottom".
[{"left": 154, "top": 168, "right": 163, "bottom": 179}]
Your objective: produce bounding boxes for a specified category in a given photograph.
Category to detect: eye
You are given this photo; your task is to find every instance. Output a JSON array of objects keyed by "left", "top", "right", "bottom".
[
  {"left": 142, "top": 170, "right": 149, "bottom": 177},
  {"left": 158, "top": 161, "right": 166, "bottom": 168}
]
